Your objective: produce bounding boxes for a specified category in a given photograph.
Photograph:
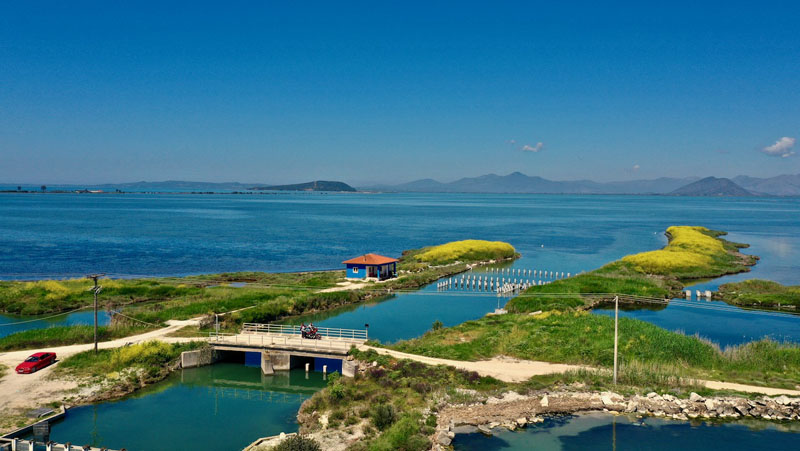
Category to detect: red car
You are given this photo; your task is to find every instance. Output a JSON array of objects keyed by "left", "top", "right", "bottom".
[{"left": 16, "top": 352, "right": 57, "bottom": 374}]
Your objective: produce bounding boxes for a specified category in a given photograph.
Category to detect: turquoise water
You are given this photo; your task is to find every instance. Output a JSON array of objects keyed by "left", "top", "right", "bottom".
[
  {"left": 593, "top": 298, "right": 800, "bottom": 348},
  {"left": 283, "top": 281, "right": 504, "bottom": 343},
  {"left": 0, "top": 310, "right": 111, "bottom": 338},
  {"left": 453, "top": 413, "right": 800, "bottom": 450},
  {"left": 44, "top": 364, "right": 326, "bottom": 451}
]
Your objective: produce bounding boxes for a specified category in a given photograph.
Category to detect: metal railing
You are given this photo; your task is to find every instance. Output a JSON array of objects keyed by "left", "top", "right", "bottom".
[
  {"left": 208, "top": 330, "right": 361, "bottom": 352},
  {"left": 241, "top": 323, "right": 368, "bottom": 341}
]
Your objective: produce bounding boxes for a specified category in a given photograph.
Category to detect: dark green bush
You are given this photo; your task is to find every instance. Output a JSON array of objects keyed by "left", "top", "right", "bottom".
[
  {"left": 371, "top": 404, "right": 396, "bottom": 431},
  {"left": 274, "top": 435, "right": 322, "bottom": 451}
]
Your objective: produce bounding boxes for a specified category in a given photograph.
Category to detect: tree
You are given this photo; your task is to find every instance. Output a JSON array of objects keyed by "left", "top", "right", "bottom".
[
  {"left": 431, "top": 320, "right": 443, "bottom": 331},
  {"left": 41, "top": 185, "right": 47, "bottom": 192}
]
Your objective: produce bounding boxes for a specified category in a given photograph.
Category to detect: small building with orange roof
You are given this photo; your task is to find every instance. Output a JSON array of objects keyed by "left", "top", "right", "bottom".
[{"left": 342, "top": 253, "right": 398, "bottom": 280}]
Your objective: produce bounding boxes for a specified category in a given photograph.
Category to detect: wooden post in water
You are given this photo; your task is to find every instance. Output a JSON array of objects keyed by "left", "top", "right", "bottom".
[{"left": 613, "top": 295, "right": 619, "bottom": 385}]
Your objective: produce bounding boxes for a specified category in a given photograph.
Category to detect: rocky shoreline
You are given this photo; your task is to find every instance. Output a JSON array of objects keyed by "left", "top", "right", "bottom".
[{"left": 432, "top": 390, "right": 800, "bottom": 448}]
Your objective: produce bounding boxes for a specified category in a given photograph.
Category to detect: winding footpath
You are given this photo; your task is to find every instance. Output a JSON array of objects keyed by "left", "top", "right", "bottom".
[{"left": 359, "top": 345, "right": 800, "bottom": 397}]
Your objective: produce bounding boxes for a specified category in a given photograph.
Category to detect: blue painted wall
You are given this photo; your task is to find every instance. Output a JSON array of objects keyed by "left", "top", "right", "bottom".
[
  {"left": 346, "top": 262, "right": 397, "bottom": 279},
  {"left": 346, "top": 263, "right": 366, "bottom": 279}
]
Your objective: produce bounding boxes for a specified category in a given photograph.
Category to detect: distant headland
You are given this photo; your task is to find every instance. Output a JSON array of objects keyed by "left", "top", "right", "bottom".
[{"left": 249, "top": 181, "right": 356, "bottom": 192}]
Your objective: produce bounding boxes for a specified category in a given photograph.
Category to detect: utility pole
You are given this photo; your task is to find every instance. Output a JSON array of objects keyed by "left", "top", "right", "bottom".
[
  {"left": 613, "top": 295, "right": 619, "bottom": 385},
  {"left": 86, "top": 274, "right": 105, "bottom": 354}
]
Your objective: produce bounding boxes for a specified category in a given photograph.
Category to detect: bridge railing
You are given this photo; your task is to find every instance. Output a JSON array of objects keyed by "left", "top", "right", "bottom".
[
  {"left": 208, "top": 331, "right": 356, "bottom": 351},
  {"left": 241, "top": 323, "right": 368, "bottom": 341}
]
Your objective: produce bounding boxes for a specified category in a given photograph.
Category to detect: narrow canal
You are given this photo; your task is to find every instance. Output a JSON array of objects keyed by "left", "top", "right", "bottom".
[{"left": 44, "top": 363, "right": 326, "bottom": 451}]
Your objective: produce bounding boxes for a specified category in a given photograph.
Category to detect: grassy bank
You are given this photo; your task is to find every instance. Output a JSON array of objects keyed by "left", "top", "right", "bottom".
[
  {"left": 55, "top": 340, "right": 205, "bottom": 381},
  {"left": 0, "top": 324, "right": 153, "bottom": 351},
  {"left": 507, "top": 226, "right": 756, "bottom": 313},
  {"left": 718, "top": 279, "right": 800, "bottom": 309},
  {"left": 391, "top": 311, "right": 800, "bottom": 389},
  {"left": 299, "top": 348, "right": 505, "bottom": 451}
]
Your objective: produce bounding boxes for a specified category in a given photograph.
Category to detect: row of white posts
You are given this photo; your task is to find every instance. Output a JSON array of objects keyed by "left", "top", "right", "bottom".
[
  {"left": 685, "top": 290, "right": 713, "bottom": 300},
  {"left": 436, "top": 275, "right": 554, "bottom": 293},
  {"left": 485, "top": 267, "right": 570, "bottom": 279}
]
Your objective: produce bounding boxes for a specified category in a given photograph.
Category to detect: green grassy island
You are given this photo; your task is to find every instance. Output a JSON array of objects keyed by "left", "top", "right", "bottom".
[{"left": 506, "top": 226, "right": 756, "bottom": 313}]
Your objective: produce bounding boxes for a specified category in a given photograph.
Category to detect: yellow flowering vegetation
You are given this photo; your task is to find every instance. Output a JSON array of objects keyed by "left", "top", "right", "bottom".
[
  {"left": 111, "top": 340, "right": 174, "bottom": 368},
  {"left": 413, "top": 240, "right": 516, "bottom": 266},
  {"left": 621, "top": 226, "right": 739, "bottom": 276}
]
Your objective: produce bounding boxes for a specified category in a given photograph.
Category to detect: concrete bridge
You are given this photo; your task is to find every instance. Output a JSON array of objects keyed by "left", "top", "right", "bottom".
[{"left": 182, "top": 323, "right": 367, "bottom": 377}]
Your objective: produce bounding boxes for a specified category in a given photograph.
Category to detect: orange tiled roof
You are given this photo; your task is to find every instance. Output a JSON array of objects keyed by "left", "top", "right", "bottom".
[{"left": 342, "top": 253, "right": 398, "bottom": 265}]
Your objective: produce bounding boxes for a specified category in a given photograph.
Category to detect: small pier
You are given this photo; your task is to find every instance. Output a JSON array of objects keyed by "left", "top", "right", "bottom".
[{"left": 436, "top": 267, "right": 574, "bottom": 295}]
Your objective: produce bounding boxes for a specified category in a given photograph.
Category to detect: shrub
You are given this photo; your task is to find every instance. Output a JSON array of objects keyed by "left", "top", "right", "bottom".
[
  {"left": 371, "top": 404, "right": 396, "bottom": 431},
  {"left": 431, "top": 320, "right": 443, "bottom": 331},
  {"left": 368, "top": 415, "right": 429, "bottom": 451},
  {"left": 274, "top": 435, "right": 322, "bottom": 451}
]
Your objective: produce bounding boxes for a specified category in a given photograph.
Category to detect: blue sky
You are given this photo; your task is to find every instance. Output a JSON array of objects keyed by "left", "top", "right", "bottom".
[{"left": 1, "top": 1, "right": 799, "bottom": 185}]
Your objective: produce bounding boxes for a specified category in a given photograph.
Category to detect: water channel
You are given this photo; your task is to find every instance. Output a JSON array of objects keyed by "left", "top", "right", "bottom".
[
  {"left": 0, "top": 310, "right": 111, "bottom": 339},
  {"left": 42, "top": 363, "right": 326, "bottom": 451},
  {"left": 452, "top": 412, "right": 800, "bottom": 450}
]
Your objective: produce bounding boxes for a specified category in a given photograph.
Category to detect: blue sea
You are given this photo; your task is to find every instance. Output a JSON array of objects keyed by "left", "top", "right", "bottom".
[
  {"left": 2, "top": 192, "right": 799, "bottom": 282},
  {"left": 2, "top": 192, "right": 800, "bottom": 346}
]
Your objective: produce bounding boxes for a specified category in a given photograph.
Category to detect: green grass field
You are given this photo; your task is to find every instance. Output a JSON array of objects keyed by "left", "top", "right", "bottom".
[
  {"left": 0, "top": 324, "right": 153, "bottom": 351},
  {"left": 718, "top": 279, "right": 800, "bottom": 309},
  {"left": 391, "top": 311, "right": 800, "bottom": 389}
]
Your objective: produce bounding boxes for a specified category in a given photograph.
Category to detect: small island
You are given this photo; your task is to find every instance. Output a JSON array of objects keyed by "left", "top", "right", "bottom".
[{"left": 249, "top": 180, "right": 357, "bottom": 192}]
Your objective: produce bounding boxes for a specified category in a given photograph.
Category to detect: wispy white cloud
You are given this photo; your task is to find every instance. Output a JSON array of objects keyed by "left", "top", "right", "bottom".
[
  {"left": 506, "top": 139, "right": 516, "bottom": 145},
  {"left": 762, "top": 137, "right": 796, "bottom": 158},
  {"left": 522, "top": 142, "right": 544, "bottom": 153}
]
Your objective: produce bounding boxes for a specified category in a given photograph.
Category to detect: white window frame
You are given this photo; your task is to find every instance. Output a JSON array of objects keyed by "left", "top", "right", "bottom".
[{"left": 352, "top": 266, "right": 359, "bottom": 274}]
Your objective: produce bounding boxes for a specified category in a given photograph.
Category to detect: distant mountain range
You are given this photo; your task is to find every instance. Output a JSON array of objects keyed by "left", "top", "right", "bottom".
[
  {"left": 249, "top": 181, "right": 356, "bottom": 192},
  {"left": 363, "top": 172, "right": 800, "bottom": 196},
  {"left": 10, "top": 173, "right": 800, "bottom": 196},
  {"left": 669, "top": 177, "right": 753, "bottom": 196}
]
